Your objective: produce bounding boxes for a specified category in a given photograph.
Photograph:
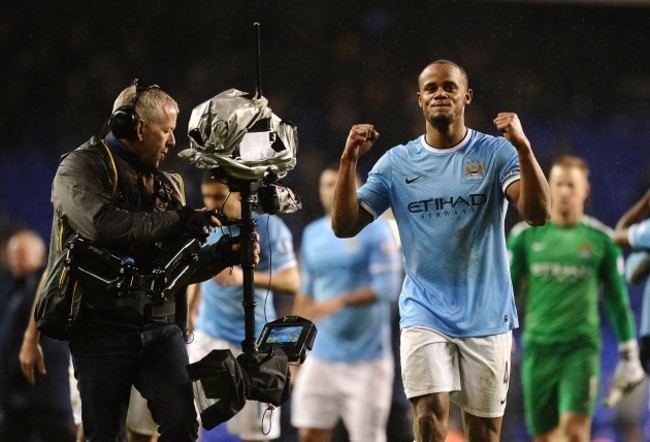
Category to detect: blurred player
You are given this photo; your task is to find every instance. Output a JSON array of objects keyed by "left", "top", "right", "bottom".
[
  {"left": 290, "top": 166, "right": 403, "bottom": 442},
  {"left": 508, "top": 155, "right": 644, "bottom": 441}
]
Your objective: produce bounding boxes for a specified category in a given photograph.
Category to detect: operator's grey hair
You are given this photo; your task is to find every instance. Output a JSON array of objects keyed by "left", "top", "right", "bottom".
[{"left": 112, "top": 84, "right": 179, "bottom": 123}]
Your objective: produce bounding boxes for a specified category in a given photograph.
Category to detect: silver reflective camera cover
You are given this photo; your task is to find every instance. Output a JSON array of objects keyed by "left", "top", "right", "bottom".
[{"left": 180, "top": 88, "right": 298, "bottom": 182}]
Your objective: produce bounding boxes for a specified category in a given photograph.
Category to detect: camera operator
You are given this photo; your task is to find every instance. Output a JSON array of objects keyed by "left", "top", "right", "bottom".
[{"left": 32, "top": 81, "right": 259, "bottom": 442}]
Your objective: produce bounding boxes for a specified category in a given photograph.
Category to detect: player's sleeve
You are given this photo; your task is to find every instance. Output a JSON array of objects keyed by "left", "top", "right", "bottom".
[
  {"left": 640, "top": 281, "right": 650, "bottom": 337},
  {"left": 625, "top": 251, "right": 650, "bottom": 285},
  {"left": 366, "top": 222, "right": 403, "bottom": 303},
  {"left": 267, "top": 216, "right": 298, "bottom": 273},
  {"left": 357, "top": 153, "right": 392, "bottom": 220},
  {"left": 629, "top": 219, "right": 650, "bottom": 249},
  {"left": 298, "top": 228, "right": 315, "bottom": 299},
  {"left": 601, "top": 239, "right": 638, "bottom": 342},
  {"left": 494, "top": 139, "right": 521, "bottom": 195}
]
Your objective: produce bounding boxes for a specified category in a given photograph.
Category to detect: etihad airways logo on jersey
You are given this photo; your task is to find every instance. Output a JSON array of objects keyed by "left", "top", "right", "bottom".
[
  {"left": 408, "top": 193, "right": 487, "bottom": 219},
  {"left": 531, "top": 262, "right": 592, "bottom": 281}
]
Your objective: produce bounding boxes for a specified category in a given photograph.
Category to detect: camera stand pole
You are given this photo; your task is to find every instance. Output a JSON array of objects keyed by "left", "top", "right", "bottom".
[
  {"left": 236, "top": 22, "right": 264, "bottom": 354},
  {"left": 232, "top": 178, "right": 258, "bottom": 354}
]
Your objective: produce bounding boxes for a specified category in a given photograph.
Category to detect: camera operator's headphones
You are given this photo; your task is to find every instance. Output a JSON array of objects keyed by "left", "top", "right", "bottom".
[{"left": 108, "top": 79, "right": 160, "bottom": 139}]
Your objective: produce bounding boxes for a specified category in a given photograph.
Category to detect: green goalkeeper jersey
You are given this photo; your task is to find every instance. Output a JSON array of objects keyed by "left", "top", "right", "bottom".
[{"left": 507, "top": 216, "right": 636, "bottom": 348}]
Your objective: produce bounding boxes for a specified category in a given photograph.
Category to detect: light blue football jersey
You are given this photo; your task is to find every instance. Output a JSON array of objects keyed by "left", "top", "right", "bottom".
[
  {"left": 629, "top": 218, "right": 650, "bottom": 248},
  {"left": 627, "top": 219, "right": 650, "bottom": 336},
  {"left": 194, "top": 214, "right": 297, "bottom": 345},
  {"left": 357, "top": 130, "right": 520, "bottom": 337},
  {"left": 300, "top": 217, "right": 403, "bottom": 362}
]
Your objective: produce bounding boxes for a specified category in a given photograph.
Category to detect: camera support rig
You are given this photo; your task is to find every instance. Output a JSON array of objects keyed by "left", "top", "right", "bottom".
[
  {"left": 185, "top": 22, "right": 317, "bottom": 429},
  {"left": 182, "top": 22, "right": 310, "bottom": 357},
  {"left": 228, "top": 177, "right": 259, "bottom": 354}
]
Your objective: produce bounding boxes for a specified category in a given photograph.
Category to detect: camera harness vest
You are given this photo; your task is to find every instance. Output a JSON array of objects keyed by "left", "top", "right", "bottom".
[{"left": 59, "top": 136, "right": 187, "bottom": 323}]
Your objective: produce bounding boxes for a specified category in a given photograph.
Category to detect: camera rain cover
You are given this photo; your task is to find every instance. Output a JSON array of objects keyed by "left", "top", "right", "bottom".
[
  {"left": 180, "top": 88, "right": 298, "bottom": 182},
  {"left": 187, "top": 349, "right": 247, "bottom": 429},
  {"left": 236, "top": 345, "right": 291, "bottom": 406}
]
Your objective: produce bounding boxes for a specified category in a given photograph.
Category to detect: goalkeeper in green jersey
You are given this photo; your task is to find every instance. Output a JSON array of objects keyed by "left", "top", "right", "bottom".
[{"left": 507, "top": 155, "right": 644, "bottom": 442}]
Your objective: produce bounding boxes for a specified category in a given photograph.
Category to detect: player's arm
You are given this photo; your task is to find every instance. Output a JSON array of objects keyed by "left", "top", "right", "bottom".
[
  {"left": 614, "top": 188, "right": 650, "bottom": 247},
  {"left": 342, "top": 222, "right": 403, "bottom": 306},
  {"left": 325, "top": 287, "right": 377, "bottom": 312},
  {"left": 616, "top": 187, "right": 650, "bottom": 229},
  {"left": 328, "top": 264, "right": 403, "bottom": 308},
  {"left": 291, "top": 292, "right": 316, "bottom": 321},
  {"left": 316, "top": 223, "right": 403, "bottom": 317},
  {"left": 496, "top": 113, "right": 551, "bottom": 226},
  {"left": 253, "top": 265, "right": 300, "bottom": 295},
  {"left": 602, "top": 245, "right": 638, "bottom": 344},
  {"left": 351, "top": 263, "right": 403, "bottom": 305},
  {"left": 332, "top": 124, "right": 378, "bottom": 238},
  {"left": 254, "top": 217, "right": 300, "bottom": 295},
  {"left": 640, "top": 286, "right": 650, "bottom": 375},
  {"left": 306, "top": 270, "right": 401, "bottom": 320},
  {"left": 209, "top": 263, "right": 299, "bottom": 295},
  {"left": 186, "top": 283, "right": 201, "bottom": 330},
  {"left": 615, "top": 218, "right": 650, "bottom": 249},
  {"left": 19, "top": 271, "right": 48, "bottom": 385},
  {"left": 295, "top": 287, "right": 376, "bottom": 320},
  {"left": 601, "top": 242, "right": 645, "bottom": 406}
]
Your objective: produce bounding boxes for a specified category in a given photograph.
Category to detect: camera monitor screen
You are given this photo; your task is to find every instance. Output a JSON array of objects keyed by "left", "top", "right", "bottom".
[
  {"left": 257, "top": 316, "right": 317, "bottom": 364},
  {"left": 265, "top": 325, "right": 303, "bottom": 344}
]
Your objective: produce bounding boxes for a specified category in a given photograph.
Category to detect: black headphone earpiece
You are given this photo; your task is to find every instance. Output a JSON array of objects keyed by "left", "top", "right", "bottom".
[
  {"left": 108, "top": 79, "right": 160, "bottom": 139},
  {"left": 108, "top": 105, "right": 138, "bottom": 139}
]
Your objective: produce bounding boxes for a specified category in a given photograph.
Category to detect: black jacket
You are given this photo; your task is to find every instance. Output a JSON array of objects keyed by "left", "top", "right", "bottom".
[{"left": 45, "top": 134, "right": 224, "bottom": 328}]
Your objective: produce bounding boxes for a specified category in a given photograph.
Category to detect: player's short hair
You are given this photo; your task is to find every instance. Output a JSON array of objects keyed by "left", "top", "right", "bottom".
[
  {"left": 550, "top": 155, "right": 590, "bottom": 179},
  {"left": 420, "top": 59, "right": 469, "bottom": 88}
]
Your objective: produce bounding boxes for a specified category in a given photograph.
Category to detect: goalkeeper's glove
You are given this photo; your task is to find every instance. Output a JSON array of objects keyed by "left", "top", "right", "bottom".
[{"left": 603, "top": 339, "right": 646, "bottom": 407}]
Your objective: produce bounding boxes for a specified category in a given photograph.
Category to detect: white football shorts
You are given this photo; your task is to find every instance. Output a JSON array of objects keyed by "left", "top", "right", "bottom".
[{"left": 400, "top": 326, "right": 512, "bottom": 418}]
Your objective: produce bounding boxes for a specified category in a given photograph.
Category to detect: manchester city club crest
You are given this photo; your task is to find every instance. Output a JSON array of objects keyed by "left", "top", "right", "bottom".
[{"left": 465, "top": 159, "right": 484, "bottom": 181}]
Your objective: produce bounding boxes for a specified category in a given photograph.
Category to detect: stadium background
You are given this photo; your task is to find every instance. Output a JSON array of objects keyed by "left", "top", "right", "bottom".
[{"left": 1, "top": 0, "right": 649, "bottom": 439}]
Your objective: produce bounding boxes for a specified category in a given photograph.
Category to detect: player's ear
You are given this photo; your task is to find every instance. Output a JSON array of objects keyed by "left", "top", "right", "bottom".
[
  {"left": 465, "top": 88, "right": 473, "bottom": 105},
  {"left": 417, "top": 92, "right": 423, "bottom": 108}
]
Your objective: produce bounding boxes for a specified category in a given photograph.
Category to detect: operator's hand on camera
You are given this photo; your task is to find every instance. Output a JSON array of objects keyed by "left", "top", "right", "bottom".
[
  {"left": 343, "top": 124, "right": 379, "bottom": 161},
  {"left": 603, "top": 339, "right": 646, "bottom": 407},
  {"left": 178, "top": 206, "right": 221, "bottom": 243},
  {"left": 205, "top": 232, "right": 260, "bottom": 270}
]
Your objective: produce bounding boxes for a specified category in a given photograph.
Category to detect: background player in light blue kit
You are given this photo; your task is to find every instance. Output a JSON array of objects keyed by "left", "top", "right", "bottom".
[
  {"left": 188, "top": 168, "right": 299, "bottom": 442},
  {"left": 290, "top": 166, "right": 403, "bottom": 442},
  {"left": 331, "top": 59, "right": 551, "bottom": 442},
  {"left": 614, "top": 187, "right": 650, "bottom": 373}
]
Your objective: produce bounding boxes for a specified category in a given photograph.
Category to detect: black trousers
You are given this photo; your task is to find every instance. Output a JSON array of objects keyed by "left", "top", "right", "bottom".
[{"left": 69, "top": 324, "right": 198, "bottom": 442}]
